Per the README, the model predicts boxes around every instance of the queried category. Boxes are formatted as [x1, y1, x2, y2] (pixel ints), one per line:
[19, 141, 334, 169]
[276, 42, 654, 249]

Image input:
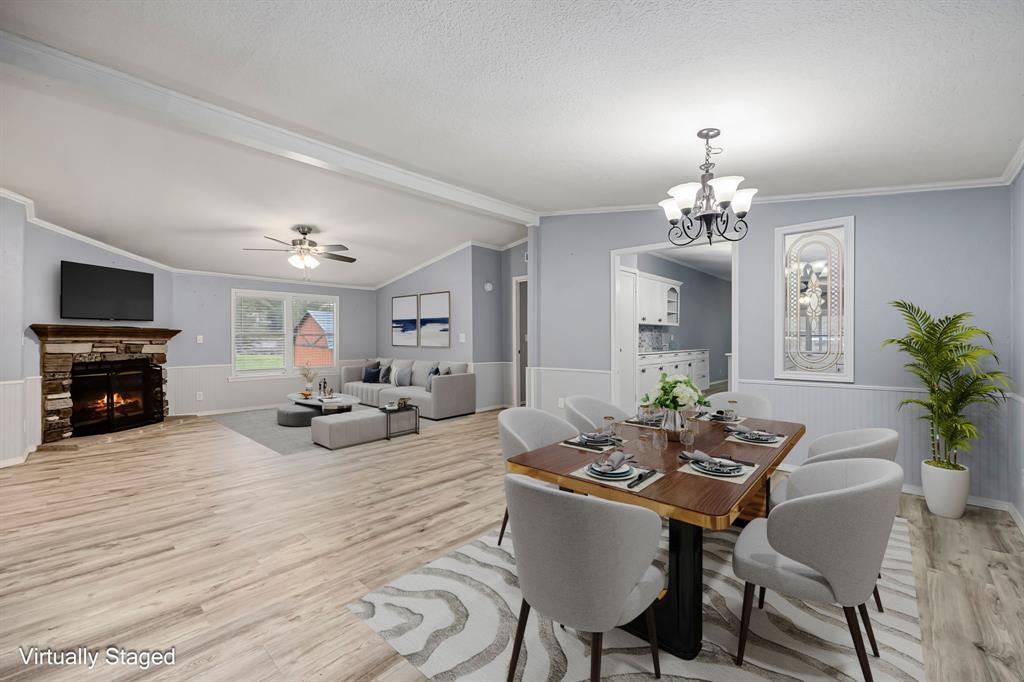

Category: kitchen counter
[638, 348, 709, 356]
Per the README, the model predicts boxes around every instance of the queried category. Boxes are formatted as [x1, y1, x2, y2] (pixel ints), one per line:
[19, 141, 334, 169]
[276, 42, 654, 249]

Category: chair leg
[645, 603, 661, 678]
[506, 599, 530, 682]
[843, 606, 874, 682]
[590, 631, 603, 682]
[498, 508, 509, 546]
[757, 586, 766, 609]
[858, 603, 880, 657]
[872, 584, 884, 613]
[735, 582, 755, 665]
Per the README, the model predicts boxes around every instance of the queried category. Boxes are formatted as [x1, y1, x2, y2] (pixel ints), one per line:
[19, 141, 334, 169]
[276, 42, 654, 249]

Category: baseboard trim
[476, 404, 509, 413]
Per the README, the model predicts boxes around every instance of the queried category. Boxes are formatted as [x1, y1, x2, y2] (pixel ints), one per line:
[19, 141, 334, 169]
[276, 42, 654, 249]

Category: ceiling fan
[243, 224, 356, 271]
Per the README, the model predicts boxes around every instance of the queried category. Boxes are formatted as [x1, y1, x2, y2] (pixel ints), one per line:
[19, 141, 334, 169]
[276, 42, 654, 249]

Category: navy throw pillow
[425, 366, 441, 392]
[362, 367, 382, 383]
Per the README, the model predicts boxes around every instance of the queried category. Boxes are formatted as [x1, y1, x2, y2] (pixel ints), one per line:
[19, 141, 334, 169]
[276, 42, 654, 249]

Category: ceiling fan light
[658, 198, 682, 222]
[288, 253, 305, 269]
[731, 187, 758, 216]
[707, 175, 744, 206]
[303, 254, 320, 269]
[667, 182, 701, 211]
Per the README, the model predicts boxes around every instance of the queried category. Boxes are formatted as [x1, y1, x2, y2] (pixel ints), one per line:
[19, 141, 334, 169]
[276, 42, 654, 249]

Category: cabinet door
[637, 277, 657, 324]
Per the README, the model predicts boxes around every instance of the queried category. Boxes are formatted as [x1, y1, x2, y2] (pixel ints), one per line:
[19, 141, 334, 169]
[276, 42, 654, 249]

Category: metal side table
[381, 404, 420, 440]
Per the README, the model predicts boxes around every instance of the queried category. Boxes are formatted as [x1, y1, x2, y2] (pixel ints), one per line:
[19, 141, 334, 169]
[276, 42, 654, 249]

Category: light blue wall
[15, 212, 376, 372]
[1, 197, 26, 381]
[537, 186, 1012, 387]
[634, 253, 731, 383]
[170, 272, 376, 366]
[500, 241, 527, 362]
[375, 246, 473, 361]
[471, 245, 503, 362]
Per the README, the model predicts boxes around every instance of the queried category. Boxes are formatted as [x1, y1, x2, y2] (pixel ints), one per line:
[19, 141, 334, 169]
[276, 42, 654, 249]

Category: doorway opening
[610, 241, 736, 414]
[512, 276, 528, 406]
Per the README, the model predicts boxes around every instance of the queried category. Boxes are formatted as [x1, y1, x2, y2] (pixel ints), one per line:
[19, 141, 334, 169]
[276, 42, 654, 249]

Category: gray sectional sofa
[341, 359, 476, 420]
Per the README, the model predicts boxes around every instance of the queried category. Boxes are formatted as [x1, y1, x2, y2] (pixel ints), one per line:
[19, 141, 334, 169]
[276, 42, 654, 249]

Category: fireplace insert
[70, 359, 164, 437]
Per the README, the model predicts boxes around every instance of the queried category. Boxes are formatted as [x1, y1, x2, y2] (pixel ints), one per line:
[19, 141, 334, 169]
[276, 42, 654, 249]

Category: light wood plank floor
[1, 412, 1021, 681]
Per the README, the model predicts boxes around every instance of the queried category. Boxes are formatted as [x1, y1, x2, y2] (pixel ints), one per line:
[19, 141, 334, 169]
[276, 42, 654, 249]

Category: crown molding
[0, 30, 540, 227]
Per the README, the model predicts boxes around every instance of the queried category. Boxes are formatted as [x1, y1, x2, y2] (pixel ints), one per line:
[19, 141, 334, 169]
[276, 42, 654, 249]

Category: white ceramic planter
[920, 460, 970, 518]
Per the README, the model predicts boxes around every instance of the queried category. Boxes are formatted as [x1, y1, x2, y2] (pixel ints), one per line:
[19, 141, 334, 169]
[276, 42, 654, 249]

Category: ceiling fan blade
[320, 252, 357, 263]
[243, 248, 292, 251]
[317, 244, 349, 252]
[264, 236, 292, 246]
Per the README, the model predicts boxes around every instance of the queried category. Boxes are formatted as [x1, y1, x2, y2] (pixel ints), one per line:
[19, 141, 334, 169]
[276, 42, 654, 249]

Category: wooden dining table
[506, 414, 805, 660]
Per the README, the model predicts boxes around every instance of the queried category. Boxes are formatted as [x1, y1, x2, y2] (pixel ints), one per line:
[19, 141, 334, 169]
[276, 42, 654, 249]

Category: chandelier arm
[716, 217, 749, 242]
[667, 216, 701, 247]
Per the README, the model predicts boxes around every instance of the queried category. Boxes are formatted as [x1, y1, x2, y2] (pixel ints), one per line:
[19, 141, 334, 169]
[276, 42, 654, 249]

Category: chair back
[498, 407, 577, 461]
[564, 395, 629, 433]
[767, 458, 903, 606]
[706, 391, 773, 419]
[805, 428, 899, 465]
[504, 474, 662, 632]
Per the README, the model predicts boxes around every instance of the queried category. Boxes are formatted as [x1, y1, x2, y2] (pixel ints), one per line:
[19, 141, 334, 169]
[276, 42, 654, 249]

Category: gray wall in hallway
[634, 254, 731, 383]
[1010, 169, 1024, 521]
[1, 197, 26, 381]
[536, 186, 1012, 387]
[471, 245, 503, 362]
[501, 241, 527, 362]
[375, 246, 473, 361]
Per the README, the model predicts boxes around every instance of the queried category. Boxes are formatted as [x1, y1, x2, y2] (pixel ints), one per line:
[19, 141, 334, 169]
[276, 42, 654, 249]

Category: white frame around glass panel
[230, 288, 340, 377]
[773, 216, 855, 383]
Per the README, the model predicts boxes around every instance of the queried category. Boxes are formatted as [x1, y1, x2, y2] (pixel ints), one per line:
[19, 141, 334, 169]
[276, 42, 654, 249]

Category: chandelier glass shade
[659, 128, 757, 246]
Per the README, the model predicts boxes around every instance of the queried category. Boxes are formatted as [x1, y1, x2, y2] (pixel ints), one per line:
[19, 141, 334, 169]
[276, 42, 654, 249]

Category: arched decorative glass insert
[774, 217, 855, 382]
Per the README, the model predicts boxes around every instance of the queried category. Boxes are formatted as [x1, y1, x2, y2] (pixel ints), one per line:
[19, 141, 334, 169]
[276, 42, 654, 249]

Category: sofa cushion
[439, 361, 468, 374]
[364, 360, 380, 369]
[362, 367, 381, 383]
[380, 365, 392, 383]
[376, 358, 393, 368]
[411, 360, 438, 387]
[343, 381, 389, 406]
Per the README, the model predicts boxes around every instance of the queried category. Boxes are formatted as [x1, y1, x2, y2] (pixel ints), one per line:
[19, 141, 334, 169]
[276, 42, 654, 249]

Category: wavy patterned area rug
[349, 518, 923, 681]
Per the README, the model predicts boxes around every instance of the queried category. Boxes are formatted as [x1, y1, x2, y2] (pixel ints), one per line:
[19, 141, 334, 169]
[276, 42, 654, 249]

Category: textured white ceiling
[0, 67, 524, 287]
[1, 0, 1021, 213]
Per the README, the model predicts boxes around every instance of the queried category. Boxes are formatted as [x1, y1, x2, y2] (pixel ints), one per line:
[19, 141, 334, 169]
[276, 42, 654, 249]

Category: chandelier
[659, 128, 757, 246]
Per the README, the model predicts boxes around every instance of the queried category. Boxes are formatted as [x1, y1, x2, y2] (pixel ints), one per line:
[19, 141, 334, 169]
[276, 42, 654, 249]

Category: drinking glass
[680, 428, 695, 451]
[602, 416, 616, 436]
[653, 428, 668, 451]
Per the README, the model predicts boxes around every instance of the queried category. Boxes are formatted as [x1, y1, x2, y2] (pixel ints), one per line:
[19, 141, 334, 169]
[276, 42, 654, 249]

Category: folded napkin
[591, 451, 628, 472]
[683, 449, 741, 470]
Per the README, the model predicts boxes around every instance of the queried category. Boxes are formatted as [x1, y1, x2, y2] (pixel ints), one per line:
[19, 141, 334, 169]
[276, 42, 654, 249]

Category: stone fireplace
[30, 325, 181, 443]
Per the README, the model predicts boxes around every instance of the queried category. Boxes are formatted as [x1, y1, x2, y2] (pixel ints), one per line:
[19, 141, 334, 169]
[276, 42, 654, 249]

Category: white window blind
[233, 293, 287, 373]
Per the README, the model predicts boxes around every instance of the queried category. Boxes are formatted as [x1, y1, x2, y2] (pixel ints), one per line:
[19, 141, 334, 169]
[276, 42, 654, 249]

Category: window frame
[230, 288, 340, 377]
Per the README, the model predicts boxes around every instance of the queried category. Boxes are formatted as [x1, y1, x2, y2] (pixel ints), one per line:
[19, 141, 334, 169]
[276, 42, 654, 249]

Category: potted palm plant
[883, 301, 1009, 518]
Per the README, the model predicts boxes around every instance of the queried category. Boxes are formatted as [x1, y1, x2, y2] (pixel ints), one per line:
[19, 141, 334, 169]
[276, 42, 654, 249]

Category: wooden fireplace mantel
[30, 324, 182, 342]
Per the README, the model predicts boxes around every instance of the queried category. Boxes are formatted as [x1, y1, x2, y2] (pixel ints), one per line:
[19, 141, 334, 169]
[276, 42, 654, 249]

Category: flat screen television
[60, 261, 155, 321]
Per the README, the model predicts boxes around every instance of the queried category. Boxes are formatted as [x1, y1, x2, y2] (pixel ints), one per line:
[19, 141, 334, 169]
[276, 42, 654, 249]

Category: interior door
[615, 269, 637, 411]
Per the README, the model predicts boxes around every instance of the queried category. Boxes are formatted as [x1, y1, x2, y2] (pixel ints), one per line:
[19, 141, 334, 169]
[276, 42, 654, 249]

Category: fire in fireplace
[70, 359, 165, 437]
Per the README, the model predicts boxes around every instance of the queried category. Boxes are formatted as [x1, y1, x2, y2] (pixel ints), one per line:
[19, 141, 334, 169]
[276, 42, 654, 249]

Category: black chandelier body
[660, 128, 757, 247]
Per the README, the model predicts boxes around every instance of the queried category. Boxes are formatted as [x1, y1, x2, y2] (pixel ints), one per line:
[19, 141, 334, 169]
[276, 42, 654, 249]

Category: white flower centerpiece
[641, 372, 710, 441]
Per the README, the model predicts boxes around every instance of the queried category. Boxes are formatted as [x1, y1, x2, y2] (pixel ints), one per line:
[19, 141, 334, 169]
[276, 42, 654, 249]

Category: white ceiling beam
[0, 30, 540, 227]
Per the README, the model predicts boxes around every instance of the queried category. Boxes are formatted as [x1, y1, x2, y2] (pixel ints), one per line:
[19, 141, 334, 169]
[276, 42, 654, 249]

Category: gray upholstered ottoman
[276, 402, 319, 427]
[311, 409, 417, 450]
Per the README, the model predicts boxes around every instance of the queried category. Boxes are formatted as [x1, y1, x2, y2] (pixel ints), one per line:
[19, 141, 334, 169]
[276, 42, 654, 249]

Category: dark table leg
[623, 518, 703, 660]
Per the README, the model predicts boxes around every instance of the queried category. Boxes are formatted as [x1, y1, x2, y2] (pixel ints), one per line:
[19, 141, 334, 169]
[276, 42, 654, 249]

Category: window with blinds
[231, 290, 339, 375]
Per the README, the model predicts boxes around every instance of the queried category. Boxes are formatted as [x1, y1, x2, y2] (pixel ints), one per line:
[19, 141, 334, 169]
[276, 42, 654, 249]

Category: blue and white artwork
[391, 295, 419, 346]
[419, 291, 450, 348]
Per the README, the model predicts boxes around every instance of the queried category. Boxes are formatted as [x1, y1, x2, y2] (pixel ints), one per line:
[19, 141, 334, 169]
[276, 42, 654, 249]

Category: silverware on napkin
[680, 449, 742, 469]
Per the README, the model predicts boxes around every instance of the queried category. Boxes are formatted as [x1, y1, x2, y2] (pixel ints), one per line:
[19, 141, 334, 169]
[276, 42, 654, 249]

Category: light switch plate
[458, 333, 466, 343]
[196, 335, 204, 344]
[196, 391, 204, 401]
[557, 397, 565, 408]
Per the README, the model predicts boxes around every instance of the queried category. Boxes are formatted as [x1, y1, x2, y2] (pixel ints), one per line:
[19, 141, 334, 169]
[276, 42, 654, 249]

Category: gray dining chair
[564, 395, 629, 433]
[733, 458, 903, 682]
[706, 391, 773, 419]
[504, 474, 664, 682]
[497, 407, 578, 546]
[767, 427, 899, 612]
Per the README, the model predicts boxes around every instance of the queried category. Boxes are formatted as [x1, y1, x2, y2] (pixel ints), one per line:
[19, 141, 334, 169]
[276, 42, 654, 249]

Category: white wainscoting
[527, 367, 612, 417]
[737, 379, 1011, 503]
[0, 376, 40, 467]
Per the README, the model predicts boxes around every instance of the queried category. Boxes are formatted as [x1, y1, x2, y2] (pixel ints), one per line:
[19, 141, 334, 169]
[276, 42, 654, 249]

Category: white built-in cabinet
[636, 349, 710, 400]
[637, 274, 680, 326]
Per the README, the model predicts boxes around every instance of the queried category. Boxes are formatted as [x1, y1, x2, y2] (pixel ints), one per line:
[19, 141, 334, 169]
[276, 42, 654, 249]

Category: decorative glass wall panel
[774, 217, 855, 382]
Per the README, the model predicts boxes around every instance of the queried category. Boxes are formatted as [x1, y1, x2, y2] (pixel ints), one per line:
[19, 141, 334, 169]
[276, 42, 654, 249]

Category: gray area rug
[350, 518, 922, 681]
[210, 405, 442, 454]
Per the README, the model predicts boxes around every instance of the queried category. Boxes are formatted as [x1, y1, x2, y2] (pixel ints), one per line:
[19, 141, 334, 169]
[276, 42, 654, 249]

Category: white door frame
[608, 240, 739, 406]
[511, 275, 528, 407]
